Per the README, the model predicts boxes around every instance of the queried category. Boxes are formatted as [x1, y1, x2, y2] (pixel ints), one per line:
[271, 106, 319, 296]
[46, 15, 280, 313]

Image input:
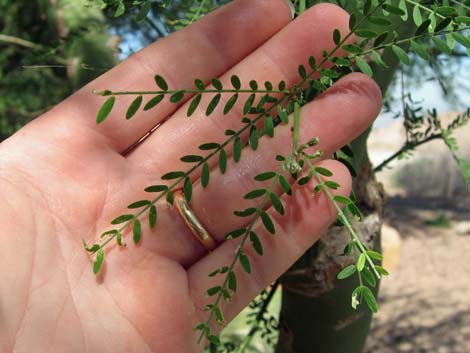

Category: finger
[188, 160, 352, 329]
[116, 73, 380, 269]
[189, 73, 381, 237]
[26, 0, 293, 153]
[127, 3, 352, 176]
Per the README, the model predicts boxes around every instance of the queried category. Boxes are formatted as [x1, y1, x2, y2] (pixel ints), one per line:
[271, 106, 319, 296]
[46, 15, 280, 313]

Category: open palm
[0, 1, 381, 352]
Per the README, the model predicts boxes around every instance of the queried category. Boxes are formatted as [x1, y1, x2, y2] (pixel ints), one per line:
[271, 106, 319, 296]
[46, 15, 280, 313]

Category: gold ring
[173, 189, 217, 251]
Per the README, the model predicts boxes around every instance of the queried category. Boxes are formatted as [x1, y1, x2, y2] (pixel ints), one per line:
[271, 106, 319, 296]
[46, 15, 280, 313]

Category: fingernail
[283, 0, 295, 19]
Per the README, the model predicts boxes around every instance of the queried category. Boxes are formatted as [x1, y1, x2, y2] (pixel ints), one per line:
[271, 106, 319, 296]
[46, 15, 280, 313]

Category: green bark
[275, 11, 416, 353]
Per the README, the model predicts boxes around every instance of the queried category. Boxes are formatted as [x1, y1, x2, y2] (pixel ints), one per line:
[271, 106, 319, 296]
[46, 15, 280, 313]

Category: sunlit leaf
[93, 249, 105, 274]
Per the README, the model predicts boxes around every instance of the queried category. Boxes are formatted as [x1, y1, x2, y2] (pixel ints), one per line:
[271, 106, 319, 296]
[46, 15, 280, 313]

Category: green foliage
[85, 1, 468, 345]
[0, 0, 117, 141]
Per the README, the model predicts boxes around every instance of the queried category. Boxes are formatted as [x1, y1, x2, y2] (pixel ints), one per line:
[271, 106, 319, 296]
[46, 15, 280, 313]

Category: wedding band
[173, 189, 217, 251]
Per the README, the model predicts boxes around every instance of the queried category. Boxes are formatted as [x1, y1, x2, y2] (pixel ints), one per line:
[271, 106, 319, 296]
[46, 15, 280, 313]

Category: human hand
[0, 1, 381, 352]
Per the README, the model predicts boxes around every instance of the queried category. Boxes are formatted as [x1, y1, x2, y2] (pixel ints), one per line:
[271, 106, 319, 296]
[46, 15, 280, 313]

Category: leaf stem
[95, 89, 290, 96]
[373, 134, 443, 173]
[197, 173, 282, 344]
[305, 158, 381, 280]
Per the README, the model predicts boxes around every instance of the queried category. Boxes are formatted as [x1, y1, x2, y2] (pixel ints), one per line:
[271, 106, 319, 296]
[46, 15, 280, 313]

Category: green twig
[234, 281, 280, 353]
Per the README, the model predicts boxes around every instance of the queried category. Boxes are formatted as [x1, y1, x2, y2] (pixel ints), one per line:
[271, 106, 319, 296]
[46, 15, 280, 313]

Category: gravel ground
[364, 196, 470, 353]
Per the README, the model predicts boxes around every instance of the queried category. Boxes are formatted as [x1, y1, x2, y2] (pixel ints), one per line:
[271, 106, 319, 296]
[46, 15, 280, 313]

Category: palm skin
[0, 1, 382, 352]
[0, 129, 199, 352]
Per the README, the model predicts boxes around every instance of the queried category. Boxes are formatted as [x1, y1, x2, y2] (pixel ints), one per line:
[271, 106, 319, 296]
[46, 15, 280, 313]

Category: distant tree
[0, 0, 117, 141]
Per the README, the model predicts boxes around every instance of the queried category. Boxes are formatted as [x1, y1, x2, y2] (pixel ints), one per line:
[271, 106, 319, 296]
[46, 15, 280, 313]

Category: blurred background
[1, 0, 469, 352]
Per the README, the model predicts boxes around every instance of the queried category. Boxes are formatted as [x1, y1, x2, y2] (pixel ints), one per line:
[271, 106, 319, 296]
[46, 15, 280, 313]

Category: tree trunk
[275, 10, 416, 352]
[275, 170, 384, 353]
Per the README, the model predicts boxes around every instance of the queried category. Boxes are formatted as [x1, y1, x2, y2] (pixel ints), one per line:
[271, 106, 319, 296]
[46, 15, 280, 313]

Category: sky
[117, 31, 470, 131]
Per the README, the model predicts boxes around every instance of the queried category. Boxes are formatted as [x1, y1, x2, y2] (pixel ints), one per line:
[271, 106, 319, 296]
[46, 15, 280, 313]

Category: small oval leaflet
[128, 200, 151, 209]
[184, 177, 192, 202]
[96, 96, 115, 124]
[298, 64, 307, 79]
[375, 265, 389, 276]
[333, 28, 341, 44]
[254, 171, 276, 181]
[315, 166, 333, 177]
[261, 211, 275, 235]
[243, 94, 256, 115]
[249, 231, 264, 256]
[111, 214, 134, 225]
[133, 219, 142, 244]
[355, 56, 373, 77]
[264, 81, 273, 91]
[383, 4, 405, 16]
[239, 251, 251, 274]
[187, 94, 202, 117]
[374, 32, 388, 47]
[249, 126, 259, 150]
[228, 271, 237, 292]
[93, 249, 105, 274]
[325, 181, 340, 190]
[230, 75, 241, 89]
[201, 163, 210, 188]
[334, 195, 351, 205]
[199, 142, 220, 150]
[170, 90, 185, 103]
[355, 29, 377, 39]
[166, 190, 174, 205]
[244, 189, 266, 199]
[391, 45, 410, 65]
[270, 193, 285, 215]
[149, 205, 157, 229]
[367, 250, 383, 261]
[161, 171, 185, 180]
[207, 286, 221, 296]
[224, 94, 238, 115]
[279, 175, 292, 195]
[144, 94, 164, 111]
[126, 95, 142, 120]
[154, 74, 168, 91]
[145, 185, 168, 193]
[211, 78, 223, 90]
[412, 4, 422, 26]
[249, 80, 258, 90]
[278, 106, 289, 124]
[357, 253, 366, 272]
[206, 93, 221, 116]
[234, 208, 257, 217]
[337, 264, 357, 279]
[362, 286, 378, 313]
[264, 116, 274, 137]
[194, 78, 205, 90]
[181, 155, 204, 163]
[218, 149, 227, 174]
[233, 137, 242, 162]
[225, 228, 246, 240]
[362, 267, 376, 287]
